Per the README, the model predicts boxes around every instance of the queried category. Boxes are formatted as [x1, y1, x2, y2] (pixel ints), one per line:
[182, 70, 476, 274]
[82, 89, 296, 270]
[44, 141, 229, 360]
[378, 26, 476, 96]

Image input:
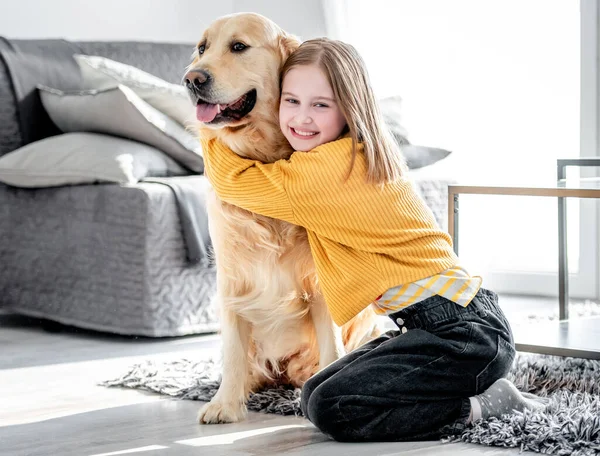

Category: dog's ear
[278, 33, 301, 63]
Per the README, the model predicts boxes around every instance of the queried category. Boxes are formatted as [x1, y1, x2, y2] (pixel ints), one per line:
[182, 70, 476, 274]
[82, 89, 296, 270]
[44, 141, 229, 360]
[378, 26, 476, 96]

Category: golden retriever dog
[183, 12, 381, 424]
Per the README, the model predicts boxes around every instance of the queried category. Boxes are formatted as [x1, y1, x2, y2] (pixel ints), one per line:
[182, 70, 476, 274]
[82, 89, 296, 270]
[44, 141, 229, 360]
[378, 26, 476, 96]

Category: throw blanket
[143, 177, 213, 267]
[0, 37, 84, 146]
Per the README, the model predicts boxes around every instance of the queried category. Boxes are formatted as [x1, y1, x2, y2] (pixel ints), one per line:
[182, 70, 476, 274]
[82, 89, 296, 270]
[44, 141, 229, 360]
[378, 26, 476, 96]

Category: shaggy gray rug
[102, 357, 301, 415]
[101, 352, 600, 455]
[446, 353, 600, 455]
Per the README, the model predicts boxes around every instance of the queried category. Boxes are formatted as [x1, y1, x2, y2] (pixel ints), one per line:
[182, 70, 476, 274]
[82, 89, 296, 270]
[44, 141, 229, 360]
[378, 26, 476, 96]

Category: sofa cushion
[38, 84, 204, 173]
[397, 144, 452, 170]
[0, 132, 188, 188]
[380, 95, 452, 170]
[74, 54, 195, 127]
[0, 39, 196, 157]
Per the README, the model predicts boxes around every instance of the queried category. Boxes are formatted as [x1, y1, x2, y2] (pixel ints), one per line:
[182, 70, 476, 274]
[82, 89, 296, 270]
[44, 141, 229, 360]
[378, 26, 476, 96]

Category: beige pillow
[0, 132, 188, 188]
[74, 54, 195, 127]
[38, 84, 204, 173]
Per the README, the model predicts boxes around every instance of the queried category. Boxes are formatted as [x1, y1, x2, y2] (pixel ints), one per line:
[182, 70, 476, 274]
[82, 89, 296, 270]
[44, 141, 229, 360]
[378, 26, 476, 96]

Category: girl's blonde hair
[281, 38, 406, 184]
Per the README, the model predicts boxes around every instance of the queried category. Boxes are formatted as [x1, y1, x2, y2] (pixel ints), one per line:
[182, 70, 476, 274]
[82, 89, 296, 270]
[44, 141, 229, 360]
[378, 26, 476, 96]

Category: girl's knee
[301, 373, 323, 420]
[300, 378, 317, 422]
[304, 383, 358, 441]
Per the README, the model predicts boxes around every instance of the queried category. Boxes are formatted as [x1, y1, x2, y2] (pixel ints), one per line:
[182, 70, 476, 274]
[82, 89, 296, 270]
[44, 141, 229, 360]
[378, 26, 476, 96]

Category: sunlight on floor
[90, 445, 169, 456]
[0, 345, 220, 427]
[0, 357, 163, 427]
[176, 424, 310, 447]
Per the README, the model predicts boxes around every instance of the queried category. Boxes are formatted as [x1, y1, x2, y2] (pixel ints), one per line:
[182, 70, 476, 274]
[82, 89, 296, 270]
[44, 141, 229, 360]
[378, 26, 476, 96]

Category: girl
[200, 38, 547, 442]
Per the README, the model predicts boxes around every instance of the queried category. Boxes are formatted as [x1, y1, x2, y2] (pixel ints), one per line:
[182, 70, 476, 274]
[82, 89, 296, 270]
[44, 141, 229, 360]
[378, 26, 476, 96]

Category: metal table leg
[556, 157, 600, 320]
[557, 161, 569, 320]
[557, 196, 569, 320]
[448, 191, 459, 255]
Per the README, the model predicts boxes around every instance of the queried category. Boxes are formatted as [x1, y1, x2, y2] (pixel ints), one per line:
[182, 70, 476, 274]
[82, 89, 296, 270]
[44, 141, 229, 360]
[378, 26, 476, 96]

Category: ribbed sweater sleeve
[201, 137, 298, 224]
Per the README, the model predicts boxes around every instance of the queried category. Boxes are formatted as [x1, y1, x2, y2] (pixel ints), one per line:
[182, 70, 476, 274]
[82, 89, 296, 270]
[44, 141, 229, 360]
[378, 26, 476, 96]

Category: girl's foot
[469, 378, 549, 422]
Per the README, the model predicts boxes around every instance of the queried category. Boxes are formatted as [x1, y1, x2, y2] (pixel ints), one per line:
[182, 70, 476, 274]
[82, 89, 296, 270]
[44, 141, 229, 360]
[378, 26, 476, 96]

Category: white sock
[469, 378, 549, 421]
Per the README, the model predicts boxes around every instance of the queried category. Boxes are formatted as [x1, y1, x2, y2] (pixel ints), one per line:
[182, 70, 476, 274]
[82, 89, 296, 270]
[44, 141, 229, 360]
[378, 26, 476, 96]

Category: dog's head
[184, 13, 299, 131]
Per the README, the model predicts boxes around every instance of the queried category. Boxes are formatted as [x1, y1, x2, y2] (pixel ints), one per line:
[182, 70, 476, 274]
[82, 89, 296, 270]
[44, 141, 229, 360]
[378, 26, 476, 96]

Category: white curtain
[320, 0, 585, 294]
[321, 0, 351, 40]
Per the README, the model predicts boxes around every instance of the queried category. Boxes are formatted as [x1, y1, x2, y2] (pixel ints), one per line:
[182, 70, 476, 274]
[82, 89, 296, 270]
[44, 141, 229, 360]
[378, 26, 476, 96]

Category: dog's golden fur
[185, 13, 380, 424]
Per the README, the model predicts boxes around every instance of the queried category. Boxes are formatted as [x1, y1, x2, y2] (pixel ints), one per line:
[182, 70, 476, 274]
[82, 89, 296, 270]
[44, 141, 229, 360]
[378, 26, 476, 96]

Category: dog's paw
[198, 399, 247, 424]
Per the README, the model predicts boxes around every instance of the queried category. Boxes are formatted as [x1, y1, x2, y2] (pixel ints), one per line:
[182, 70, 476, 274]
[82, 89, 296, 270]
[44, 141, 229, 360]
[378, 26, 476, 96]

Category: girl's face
[279, 64, 347, 151]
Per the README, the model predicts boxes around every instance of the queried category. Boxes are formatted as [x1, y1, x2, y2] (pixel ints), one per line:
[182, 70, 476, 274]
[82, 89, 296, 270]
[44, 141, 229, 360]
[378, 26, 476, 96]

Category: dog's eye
[231, 42, 248, 53]
[198, 44, 206, 55]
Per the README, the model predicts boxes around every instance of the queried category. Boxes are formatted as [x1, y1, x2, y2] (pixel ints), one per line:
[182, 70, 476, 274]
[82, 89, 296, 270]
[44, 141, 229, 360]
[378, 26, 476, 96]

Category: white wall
[233, 0, 327, 40]
[0, 0, 326, 43]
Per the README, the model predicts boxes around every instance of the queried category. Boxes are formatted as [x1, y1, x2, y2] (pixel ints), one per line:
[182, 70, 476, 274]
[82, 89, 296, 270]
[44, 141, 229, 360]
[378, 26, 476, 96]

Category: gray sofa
[0, 38, 453, 337]
[0, 39, 218, 337]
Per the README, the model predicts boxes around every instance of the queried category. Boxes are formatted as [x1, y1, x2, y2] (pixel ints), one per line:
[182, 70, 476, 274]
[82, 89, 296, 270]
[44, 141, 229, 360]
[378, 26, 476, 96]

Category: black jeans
[301, 288, 515, 442]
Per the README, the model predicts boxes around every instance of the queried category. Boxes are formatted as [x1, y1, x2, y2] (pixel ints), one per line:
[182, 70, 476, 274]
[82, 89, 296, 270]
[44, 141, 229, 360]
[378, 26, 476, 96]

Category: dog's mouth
[195, 89, 257, 124]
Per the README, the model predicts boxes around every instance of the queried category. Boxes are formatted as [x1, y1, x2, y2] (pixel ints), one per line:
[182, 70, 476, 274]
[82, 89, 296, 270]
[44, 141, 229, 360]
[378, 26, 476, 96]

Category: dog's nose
[184, 70, 211, 90]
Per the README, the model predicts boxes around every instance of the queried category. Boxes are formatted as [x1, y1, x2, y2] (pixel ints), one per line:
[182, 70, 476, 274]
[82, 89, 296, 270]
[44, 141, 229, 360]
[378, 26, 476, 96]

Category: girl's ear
[279, 33, 301, 63]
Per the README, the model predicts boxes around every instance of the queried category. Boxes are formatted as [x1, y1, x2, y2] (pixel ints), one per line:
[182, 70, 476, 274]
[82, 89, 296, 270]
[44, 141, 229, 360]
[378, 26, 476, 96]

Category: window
[325, 0, 597, 299]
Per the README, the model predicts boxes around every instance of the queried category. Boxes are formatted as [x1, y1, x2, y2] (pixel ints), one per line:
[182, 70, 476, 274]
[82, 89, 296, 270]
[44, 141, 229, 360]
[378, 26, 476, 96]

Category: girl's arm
[200, 136, 365, 238]
[200, 137, 299, 224]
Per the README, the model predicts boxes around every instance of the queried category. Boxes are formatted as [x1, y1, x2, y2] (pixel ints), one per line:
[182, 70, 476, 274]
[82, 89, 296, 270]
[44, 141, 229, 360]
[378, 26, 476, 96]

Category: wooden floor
[0, 296, 562, 456]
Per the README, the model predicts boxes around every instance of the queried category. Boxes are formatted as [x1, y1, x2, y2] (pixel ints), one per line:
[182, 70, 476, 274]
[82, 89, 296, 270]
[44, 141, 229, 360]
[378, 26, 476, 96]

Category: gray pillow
[38, 84, 204, 173]
[74, 54, 195, 127]
[380, 95, 452, 170]
[0, 132, 188, 188]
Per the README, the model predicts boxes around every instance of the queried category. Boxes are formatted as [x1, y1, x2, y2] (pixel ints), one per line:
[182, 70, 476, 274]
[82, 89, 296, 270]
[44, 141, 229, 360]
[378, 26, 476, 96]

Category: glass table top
[448, 176, 600, 197]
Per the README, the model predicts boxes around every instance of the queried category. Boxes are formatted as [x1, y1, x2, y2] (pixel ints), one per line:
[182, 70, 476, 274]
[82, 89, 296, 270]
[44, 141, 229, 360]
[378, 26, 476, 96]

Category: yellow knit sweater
[201, 137, 459, 326]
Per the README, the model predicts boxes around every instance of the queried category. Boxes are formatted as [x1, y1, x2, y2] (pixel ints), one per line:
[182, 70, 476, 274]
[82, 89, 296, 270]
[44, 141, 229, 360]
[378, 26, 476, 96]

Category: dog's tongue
[196, 103, 219, 122]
